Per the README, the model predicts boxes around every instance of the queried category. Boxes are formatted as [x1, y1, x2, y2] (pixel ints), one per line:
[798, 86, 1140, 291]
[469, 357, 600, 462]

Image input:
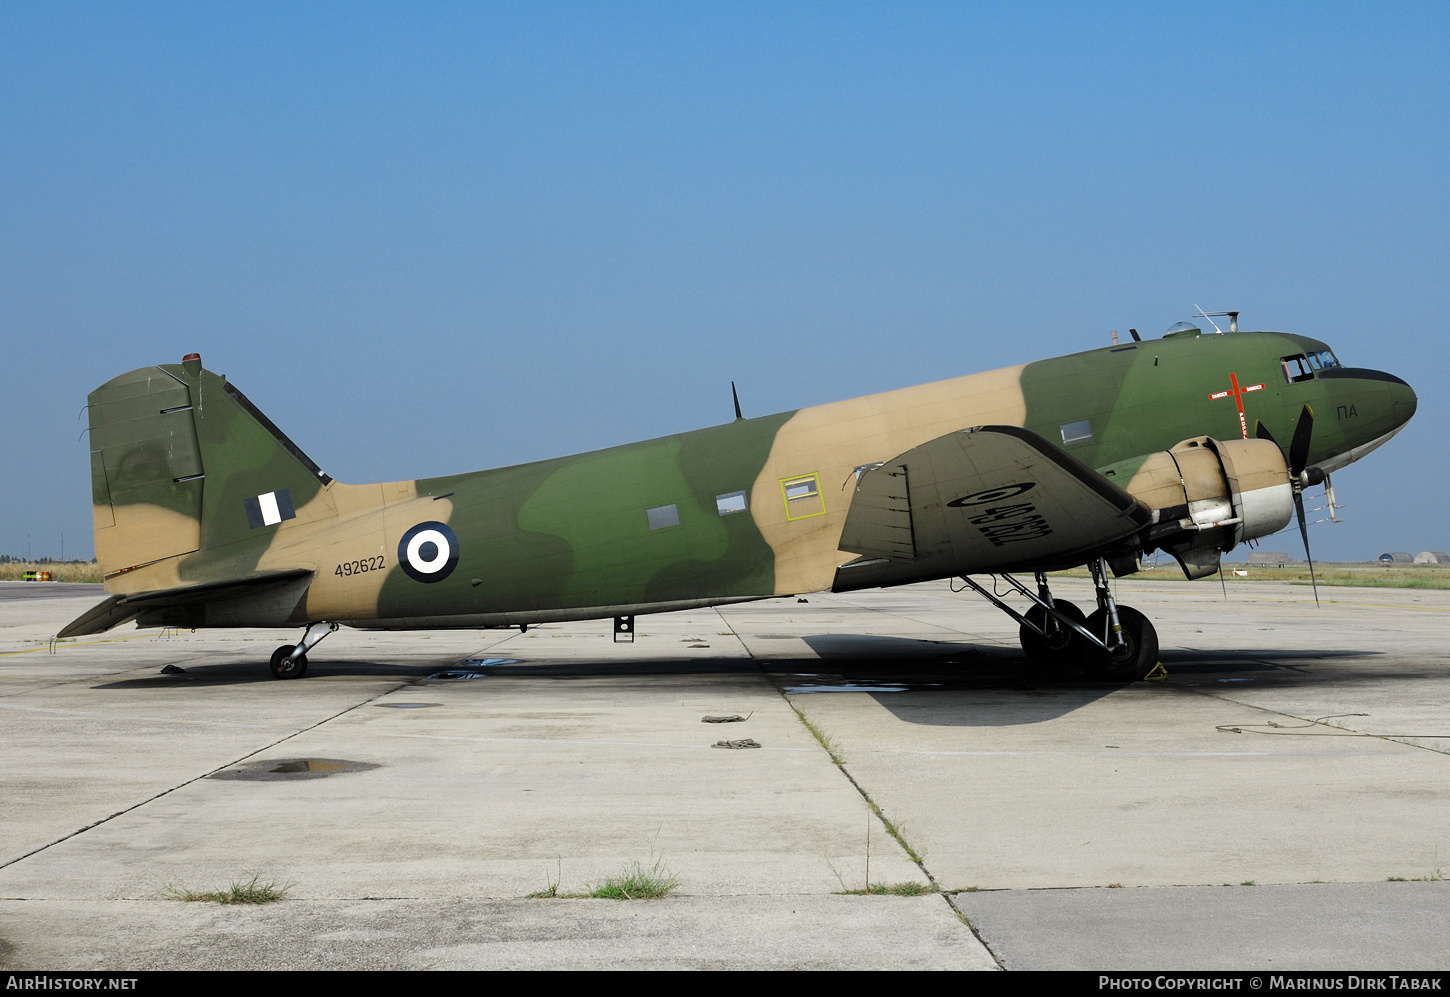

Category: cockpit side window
[1280, 354, 1315, 384]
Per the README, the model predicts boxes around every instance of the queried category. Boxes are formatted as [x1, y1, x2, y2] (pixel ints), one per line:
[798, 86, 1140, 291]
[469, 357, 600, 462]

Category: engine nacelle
[1122, 436, 1293, 578]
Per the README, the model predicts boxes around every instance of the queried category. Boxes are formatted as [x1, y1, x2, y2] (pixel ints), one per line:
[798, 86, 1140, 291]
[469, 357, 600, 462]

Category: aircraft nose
[1352, 368, 1418, 428]
[1389, 373, 1417, 428]
[1356, 368, 1416, 429]
[1314, 366, 1417, 445]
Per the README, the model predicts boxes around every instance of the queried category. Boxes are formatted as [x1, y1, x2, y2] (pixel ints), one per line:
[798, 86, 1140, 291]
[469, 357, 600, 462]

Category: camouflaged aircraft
[61, 314, 1417, 682]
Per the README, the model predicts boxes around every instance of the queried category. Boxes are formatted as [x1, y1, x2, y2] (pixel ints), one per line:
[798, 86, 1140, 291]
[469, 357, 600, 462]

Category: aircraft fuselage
[88, 330, 1416, 632]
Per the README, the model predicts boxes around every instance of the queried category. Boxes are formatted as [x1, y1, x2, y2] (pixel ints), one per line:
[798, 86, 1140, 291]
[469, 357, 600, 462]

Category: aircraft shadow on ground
[793, 633, 1119, 726]
[1161, 648, 1379, 671]
[86, 642, 1125, 727]
[89, 656, 765, 689]
[788, 635, 1408, 728]
[1153, 646, 1450, 697]
[89, 637, 1423, 728]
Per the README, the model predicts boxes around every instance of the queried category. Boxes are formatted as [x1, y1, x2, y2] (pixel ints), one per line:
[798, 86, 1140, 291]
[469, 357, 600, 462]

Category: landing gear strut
[1017, 572, 1087, 667]
[958, 560, 1159, 681]
[269, 621, 339, 680]
[1082, 560, 1158, 681]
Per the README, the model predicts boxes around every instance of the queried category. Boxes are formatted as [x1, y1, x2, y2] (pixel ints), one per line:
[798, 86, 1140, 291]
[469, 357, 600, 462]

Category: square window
[646, 504, 679, 530]
[784, 479, 818, 501]
[716, 490, 748, 516]
[1060, 420, 1093, 445]
[780, 473, 826, 521]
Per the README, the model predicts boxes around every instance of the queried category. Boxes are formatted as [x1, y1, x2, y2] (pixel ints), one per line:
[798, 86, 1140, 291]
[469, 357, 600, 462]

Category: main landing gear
[957, 560, 1159, 681]
[269, 621, 339, 680]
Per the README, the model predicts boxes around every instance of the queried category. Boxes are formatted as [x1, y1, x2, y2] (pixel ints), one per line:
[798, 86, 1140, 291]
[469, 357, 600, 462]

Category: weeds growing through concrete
[795, 710, 844, 766]
[528, 859, 562, 898]
[527, 841, 679, 900]
[863, 798, 923, 865]
[1388, 868, 1445, 882]
[811, 807, 934, 897]
[838, 882, 936, 896]
[790, 701, 925, 866]
[582, 831, 678, 900]
[588, 855, 678, 899]
[164, 874, 289, 905]
[811, 823, 851, 893]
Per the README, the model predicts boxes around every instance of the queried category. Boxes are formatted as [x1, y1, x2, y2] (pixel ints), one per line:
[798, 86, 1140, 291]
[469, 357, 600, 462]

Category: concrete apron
[4, 576, 1450, 969]
[0, 585, 987, 971]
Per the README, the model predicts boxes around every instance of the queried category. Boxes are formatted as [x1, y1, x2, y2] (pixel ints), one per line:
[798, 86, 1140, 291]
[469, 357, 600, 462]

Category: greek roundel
[397, 521, 460, 583]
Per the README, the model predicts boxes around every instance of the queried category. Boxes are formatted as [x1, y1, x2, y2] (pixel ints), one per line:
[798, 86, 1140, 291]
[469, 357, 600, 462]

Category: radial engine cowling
[1123, 437, 1293, 579]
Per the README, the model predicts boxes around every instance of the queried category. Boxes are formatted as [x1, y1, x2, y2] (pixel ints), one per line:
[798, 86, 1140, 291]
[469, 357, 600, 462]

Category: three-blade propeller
[1256, 406, 1325, 604]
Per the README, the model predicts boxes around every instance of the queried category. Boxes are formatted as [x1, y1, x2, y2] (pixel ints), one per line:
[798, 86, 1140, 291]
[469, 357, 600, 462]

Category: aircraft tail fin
[87, 354, 334, 582]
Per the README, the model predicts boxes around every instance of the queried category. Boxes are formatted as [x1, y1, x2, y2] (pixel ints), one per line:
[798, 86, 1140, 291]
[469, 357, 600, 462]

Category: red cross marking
[1208, 372, 1265, 439]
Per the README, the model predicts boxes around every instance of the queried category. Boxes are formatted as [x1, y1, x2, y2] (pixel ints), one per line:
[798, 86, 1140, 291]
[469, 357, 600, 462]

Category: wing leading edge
[834, 425, 1149, 591]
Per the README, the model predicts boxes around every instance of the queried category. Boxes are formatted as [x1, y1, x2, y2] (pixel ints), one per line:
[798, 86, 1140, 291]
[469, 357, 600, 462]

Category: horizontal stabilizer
[55, 594, 138, 639]
[838, 425, 1149, 576]
[57, 569, 314, 638]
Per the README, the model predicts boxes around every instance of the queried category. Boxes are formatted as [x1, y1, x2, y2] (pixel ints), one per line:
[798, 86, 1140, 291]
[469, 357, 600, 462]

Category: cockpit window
[1281, 354, 1315, 384]
[1312, 349, 1339, 369]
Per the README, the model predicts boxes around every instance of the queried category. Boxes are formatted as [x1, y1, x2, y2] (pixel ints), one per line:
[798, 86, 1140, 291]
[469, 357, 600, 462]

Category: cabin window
[646, 503, 679, 530]
[781, 473, 826, 521]
[716, 490, 748, 516]
[1281, 355, 1315, 383]
[1060, 420, 1093, 445]
[784, 478, 817, 501]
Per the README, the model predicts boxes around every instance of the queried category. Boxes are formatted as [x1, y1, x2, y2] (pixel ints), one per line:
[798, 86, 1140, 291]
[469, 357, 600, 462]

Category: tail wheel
[1019, 599, 1087, 665]
[1082, 606, 1158, 682]
[269, 645, 308, 680]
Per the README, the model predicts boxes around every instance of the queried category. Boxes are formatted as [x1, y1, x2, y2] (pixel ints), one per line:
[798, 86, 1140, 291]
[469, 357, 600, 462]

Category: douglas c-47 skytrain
[62, 314, 1417, 682]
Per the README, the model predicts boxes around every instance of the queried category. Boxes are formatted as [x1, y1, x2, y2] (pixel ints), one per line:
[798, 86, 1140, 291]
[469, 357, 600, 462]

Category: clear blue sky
[2, 2, 1445, 562]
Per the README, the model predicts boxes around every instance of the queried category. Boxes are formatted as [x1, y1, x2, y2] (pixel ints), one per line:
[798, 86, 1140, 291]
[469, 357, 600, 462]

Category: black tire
[1019, 599, 1088, 665]
[269, 644, 308, 680]
[1082, 606, 1158, 682]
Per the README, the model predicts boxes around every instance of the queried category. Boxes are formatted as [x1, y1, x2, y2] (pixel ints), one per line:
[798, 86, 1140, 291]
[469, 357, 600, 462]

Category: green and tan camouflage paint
[82, 330, 1416, 633]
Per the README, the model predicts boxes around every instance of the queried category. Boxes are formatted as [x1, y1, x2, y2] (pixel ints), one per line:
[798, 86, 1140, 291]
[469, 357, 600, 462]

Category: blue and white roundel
[398, 521, 460, 583]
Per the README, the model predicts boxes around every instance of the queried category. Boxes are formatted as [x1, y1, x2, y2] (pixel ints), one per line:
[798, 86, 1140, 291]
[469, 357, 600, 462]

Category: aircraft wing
[837, 425, 1150, 578]
[57, 569, 314, 638]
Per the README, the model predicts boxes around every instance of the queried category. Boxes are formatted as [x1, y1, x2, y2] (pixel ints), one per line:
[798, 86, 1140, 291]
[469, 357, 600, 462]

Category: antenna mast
[1195, 308, 1241, 333]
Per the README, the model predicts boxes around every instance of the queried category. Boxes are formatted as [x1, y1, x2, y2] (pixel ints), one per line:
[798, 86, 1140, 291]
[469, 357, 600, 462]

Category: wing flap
[839, 425, 1149, 576]
[838, 465, 916, 559]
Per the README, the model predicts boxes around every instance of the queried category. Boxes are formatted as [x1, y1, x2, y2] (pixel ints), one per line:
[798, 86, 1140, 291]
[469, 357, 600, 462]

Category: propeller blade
[1294, 490, 1320, 606]
[1289, 404, 1315, 476]
[1254, 419, 1279, 446]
